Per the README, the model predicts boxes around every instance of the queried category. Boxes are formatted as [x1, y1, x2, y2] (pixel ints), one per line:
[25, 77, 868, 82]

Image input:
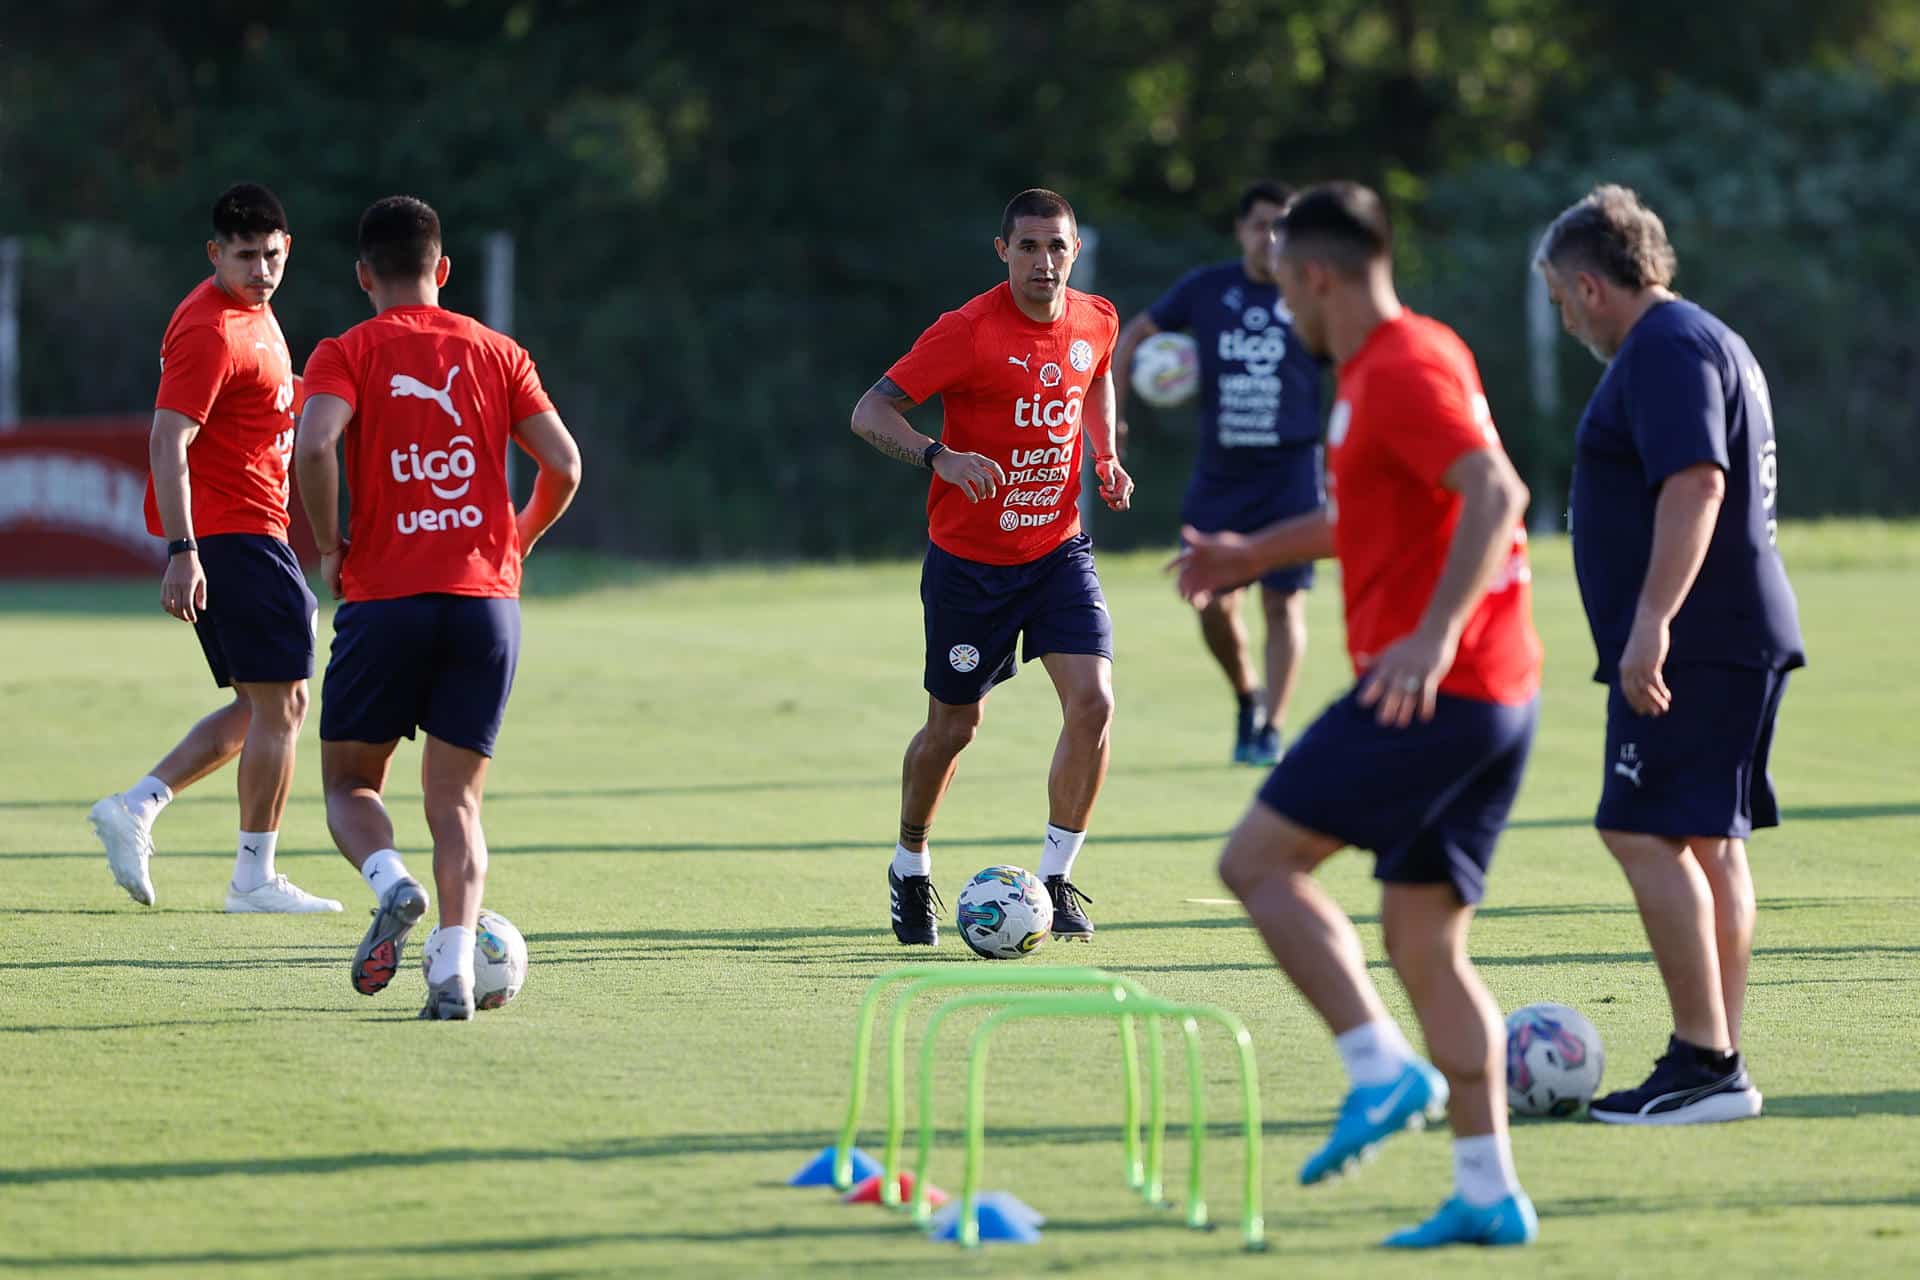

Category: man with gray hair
[1535, 185, 1804, 1125]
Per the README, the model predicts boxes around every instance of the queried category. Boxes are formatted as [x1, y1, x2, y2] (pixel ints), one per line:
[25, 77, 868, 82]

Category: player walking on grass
[1536, 185, 1803, 1124]
[90, 182, 341, 915]
[850, 188, 1134, 948]
[1113, 181, 1324, 765]
[1176, 183, 1542, 1248]
[294, 196, 581, 1020]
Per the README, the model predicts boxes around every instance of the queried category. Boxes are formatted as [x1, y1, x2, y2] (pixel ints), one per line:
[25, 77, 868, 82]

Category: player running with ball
[851, 188, 1134, 949]
[295, 196, 581, 1020]
[1177, 183, 1542, 1248]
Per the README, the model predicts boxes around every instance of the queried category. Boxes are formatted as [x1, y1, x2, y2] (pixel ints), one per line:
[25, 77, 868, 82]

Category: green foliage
[2, 3, 1915, 553]
[1420, 69, 1920, 518]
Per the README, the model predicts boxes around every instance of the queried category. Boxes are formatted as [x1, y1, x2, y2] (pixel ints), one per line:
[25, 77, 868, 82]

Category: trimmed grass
[1, 522, 1916, 1278]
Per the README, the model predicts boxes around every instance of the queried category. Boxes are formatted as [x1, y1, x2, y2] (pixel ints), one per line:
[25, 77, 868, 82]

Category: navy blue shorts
[1181, 444, 1324, 594]
[320, 595, 521, 757]
[922, 532, 1113, 705]
[1596, 665, 1790, 839]
[1258, 686, 1539, 905]
[190, 534, 317, 688]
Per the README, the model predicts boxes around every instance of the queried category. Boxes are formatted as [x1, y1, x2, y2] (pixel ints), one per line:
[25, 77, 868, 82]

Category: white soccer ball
[1505, 1002, 1605, 1117]
[955, 865, 1053, 959]
[1130, 331, 1200, 408]
[424, 908, 528, 1010]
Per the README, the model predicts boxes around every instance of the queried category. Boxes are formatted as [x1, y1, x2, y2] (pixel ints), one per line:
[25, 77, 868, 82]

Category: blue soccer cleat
[1299, 1060, 1449, 1184]
[1382, 1192, 1538, 1248]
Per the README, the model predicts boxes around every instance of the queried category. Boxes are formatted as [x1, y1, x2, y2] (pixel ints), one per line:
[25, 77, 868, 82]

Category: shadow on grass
[1764, 1091, 1920, 1119]
[0, 1118, 1311, 1190]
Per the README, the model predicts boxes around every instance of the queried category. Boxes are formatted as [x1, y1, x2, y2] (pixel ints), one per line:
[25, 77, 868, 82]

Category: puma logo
[1008, 354, 1031, 370]
[1613, 760, 1644, 788]
[389, 365, 463, 426]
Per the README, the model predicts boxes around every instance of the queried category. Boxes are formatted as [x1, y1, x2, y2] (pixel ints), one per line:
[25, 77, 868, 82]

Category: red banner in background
[0, 418, 321, 578]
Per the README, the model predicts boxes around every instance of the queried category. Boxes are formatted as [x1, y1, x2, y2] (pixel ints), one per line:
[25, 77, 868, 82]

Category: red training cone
[841, 1171, 950, 1208]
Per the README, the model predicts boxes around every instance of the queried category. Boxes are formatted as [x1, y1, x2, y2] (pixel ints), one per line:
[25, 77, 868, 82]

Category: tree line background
[5, 1, 1917, 557]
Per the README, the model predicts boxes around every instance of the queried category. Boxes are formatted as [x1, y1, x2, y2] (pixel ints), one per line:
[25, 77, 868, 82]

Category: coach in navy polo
[1536, 184, 1804, 1126]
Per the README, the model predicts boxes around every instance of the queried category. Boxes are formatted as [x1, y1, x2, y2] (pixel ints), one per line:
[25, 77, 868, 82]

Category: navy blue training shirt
[1147, 262, 1323, 481]
[1570, 299, 1805, 681]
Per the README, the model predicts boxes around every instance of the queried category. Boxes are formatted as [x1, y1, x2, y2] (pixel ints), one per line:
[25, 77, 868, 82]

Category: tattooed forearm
[852, 376, 933, 467]
[856, 424, 930, 467]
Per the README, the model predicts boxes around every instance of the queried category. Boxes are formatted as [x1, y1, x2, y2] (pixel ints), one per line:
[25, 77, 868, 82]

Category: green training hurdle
[834, 966, 1182, 1205]
[920, 988, 1265, 1251]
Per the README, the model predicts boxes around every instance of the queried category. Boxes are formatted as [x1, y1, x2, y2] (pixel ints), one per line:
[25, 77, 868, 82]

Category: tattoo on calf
[899, 820, 931, 847]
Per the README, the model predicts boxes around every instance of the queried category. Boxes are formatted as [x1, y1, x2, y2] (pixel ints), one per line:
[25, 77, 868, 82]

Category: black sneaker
[1232, 701, 1260, 764]
[1045, 876, 1095, 941]
[1589, 1035, 1763, 1125]
[888, 866, 942, 946]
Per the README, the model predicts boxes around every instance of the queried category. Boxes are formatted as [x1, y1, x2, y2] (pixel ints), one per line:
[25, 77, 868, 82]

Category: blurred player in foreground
[1176, 183, 1541, 1248]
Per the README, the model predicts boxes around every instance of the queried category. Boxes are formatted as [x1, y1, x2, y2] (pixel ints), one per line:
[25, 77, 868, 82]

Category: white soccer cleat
[224, 875, 344, 914]
[89, 795, 156, 906]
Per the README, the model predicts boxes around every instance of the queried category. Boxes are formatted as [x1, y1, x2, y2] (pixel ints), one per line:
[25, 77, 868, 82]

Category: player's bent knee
[925, 702, 985, 753]
[1067, 686, 1115, 736]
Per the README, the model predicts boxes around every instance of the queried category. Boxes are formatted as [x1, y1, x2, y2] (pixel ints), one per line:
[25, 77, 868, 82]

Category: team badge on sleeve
[1069, 339, 1094, 372]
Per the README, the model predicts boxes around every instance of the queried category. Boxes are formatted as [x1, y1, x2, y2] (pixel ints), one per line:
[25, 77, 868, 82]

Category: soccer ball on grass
[423, 908, 528, 1010]
[955, 865, 1053, 959]
[1505, 1002, 1605, 1117]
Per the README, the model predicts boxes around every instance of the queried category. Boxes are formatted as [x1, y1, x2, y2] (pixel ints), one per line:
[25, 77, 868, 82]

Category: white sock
[891, 843, 931, 878]
[360, 848, 412, 900]
[124, 775, 173, 827]
[1334, 1018, 1418, 1087]
[1452, 1133, 1521, 1208]
[1039, 824, 1086, 879]
[231, 830, 278, 893]
[426, 924, 477, 985]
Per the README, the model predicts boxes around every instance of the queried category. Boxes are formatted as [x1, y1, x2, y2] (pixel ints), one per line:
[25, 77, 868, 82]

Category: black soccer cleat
[888, 865, 943, 946]
[1588, 1035, 1763, 1125]
[1045, 876, 1095, 941]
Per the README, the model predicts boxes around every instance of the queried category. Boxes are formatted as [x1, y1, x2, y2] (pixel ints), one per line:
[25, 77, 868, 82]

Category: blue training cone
[928, 1191, 1045, 1243]
[788, 1144, 881, 1188]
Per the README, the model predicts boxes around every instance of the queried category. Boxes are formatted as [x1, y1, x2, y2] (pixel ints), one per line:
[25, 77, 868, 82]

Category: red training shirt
[300, 306, 553, 602]
[1326, 311, 1541, 705]
[144, 278, 298, 540]
[885, 283, 1119, 566]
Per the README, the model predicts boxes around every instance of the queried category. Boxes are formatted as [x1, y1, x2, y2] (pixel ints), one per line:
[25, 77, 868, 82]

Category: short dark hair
[211, 183, 288, 242]
[1535, 184, 1677, 290]
[1276, 181, 1391, 277]
[1237, 180, 1294, 220]
[1000, 188, 1076, 243]
[357, 195, 443, 282]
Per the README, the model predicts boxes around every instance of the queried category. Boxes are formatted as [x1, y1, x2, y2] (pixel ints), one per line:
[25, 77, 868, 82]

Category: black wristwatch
[921, 440, 948, 470]
[166, 538, 197, 557]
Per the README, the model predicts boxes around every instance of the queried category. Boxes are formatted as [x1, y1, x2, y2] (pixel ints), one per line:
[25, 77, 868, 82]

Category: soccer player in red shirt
[89, 183, 342, 915]
[295, 196, 582, 1020]
[850, 189, 1135, 948]
[1176, 184, 1542, 1247]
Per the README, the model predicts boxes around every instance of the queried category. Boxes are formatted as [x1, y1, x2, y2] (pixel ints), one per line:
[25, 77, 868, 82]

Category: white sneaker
[224, 875, 344, 914]
[89, 795, 156, 906]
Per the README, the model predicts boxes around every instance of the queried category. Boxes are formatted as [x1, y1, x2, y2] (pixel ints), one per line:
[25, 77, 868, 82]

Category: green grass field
[3, 523, 1917, 1279]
